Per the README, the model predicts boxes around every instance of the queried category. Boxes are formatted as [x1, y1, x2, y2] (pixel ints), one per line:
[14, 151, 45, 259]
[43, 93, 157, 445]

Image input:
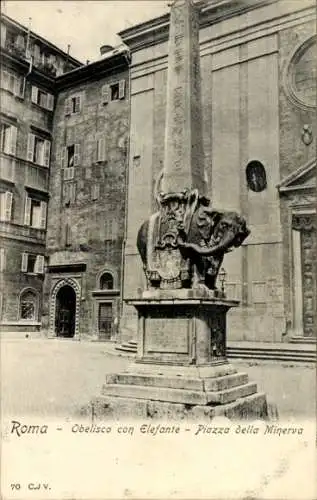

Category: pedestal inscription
[145, 317, 190, 354]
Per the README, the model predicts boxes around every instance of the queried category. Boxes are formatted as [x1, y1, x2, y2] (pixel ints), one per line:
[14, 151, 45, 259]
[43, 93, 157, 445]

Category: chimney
[100, 44, 113, 56]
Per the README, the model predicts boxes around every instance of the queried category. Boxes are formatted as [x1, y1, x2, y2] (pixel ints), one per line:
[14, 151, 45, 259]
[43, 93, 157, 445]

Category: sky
[3, 1, 170, 62]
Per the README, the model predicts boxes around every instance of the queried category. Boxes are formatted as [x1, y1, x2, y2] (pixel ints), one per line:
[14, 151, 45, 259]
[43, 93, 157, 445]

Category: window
[1, 69, 25, 98]
[24, 196, 47, 228]
[104, 219, 118, 241]
[100, 272, 114, 290]
[101, 79, 126, 104]
[21, 254, 44, 274]
[91, 183, 100, 201]
[0, 123, 17, 155]
[0, 191, 13, 222]
[27, 133, 51, 167]
[20, 289, 38, 320]
[65, 94, 82, 116]
[60, 144, 80, 179]
[246, 161, 267, 192]
[96, 138, 106, 162]
[63, 182, 76, 205]
[31, 86, 54, 111]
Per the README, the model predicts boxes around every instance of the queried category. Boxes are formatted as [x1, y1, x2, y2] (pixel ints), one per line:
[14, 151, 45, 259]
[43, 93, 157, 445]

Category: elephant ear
[229, 214, 250, 247]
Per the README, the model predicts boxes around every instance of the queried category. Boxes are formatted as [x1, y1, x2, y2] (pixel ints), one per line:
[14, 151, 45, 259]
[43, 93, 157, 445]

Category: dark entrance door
[98, 303, 113, 340]
[55, 285, 76, 338]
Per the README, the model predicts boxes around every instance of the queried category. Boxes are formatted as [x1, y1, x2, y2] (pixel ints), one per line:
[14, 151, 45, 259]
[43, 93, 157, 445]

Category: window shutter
[1, 24, 6, 47]
[35, 255, 45, 274]
[43, 140, 51, 167]
[64, 98, 71, 116]
[27, 133, 35, 162]
[33, 44, 41, 62]
[101, 84, 110, 104]
[0, 248, 5, 272]
[47, 93, 54, 111]
[91, 183, 100, 201]
[74, 95, 81, 113]
[24, 197, 31, 226]
[4, 191, 13, 221]
[40, 201, 47, 229]
[14, 76, 25, 98]
[0, 194, 6, 221]
[16, 34, 25, 49]
[31, 86, 39, 104]
[70, 182, 76, 203]
[97, 138, 106, 162]
[73, 143, 80, 166]
[119, 79, 126, 99]
[21, 252, 28, 272]
[2, 70, 9, 91]
[64, 168, 74, 180]
[61, 146, 66, 168]
[9, 126, 17, 155]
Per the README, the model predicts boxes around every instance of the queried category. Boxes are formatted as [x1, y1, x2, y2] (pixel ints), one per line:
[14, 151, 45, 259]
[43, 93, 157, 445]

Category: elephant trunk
[182, 231, 235, 256]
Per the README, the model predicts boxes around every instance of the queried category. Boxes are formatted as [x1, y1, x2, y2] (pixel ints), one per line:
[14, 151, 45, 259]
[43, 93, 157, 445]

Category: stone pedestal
[94, 291, 268, 420]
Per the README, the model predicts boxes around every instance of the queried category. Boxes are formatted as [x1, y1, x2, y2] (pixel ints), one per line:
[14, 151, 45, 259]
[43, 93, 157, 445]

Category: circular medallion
[284, 35, 317, 110]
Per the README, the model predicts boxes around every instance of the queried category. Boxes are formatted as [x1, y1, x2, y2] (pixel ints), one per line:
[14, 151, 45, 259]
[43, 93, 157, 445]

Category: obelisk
[162, 0, 207, 196]
[95, 0, 269, 422]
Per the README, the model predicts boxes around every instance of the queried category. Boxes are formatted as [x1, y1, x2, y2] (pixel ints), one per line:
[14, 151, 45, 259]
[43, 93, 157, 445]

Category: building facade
[120, 0, 316, 344]
[43, 48, 130, 340]
[0, 14, 80, 332]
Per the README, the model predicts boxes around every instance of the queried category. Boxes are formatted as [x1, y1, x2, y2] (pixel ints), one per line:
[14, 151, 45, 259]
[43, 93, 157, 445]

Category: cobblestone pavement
[1, 338, 315, 419]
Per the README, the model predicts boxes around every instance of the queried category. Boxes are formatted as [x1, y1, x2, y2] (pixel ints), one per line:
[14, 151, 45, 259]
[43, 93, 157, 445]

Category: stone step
[101, 381, 257, 406]
[105, 371, 249, 392]
[115, 343, 315, 362]
[227, 350, 315, 363]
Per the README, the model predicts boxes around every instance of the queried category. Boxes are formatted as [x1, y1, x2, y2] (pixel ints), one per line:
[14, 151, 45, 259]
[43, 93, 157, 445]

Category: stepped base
[94, 361, 268, 420]
[92, 392, 268, 421]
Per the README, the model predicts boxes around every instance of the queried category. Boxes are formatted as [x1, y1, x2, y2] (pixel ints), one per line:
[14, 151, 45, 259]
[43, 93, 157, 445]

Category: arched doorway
[55, 285, 76, 338]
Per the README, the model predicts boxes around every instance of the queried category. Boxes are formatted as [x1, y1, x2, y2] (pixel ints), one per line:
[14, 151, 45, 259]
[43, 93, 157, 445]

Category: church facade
[120, 0, 316, 344]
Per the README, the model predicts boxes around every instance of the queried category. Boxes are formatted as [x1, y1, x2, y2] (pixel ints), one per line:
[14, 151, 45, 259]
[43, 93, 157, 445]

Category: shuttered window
[26, 133, 51, 167]
[0, 191, 13, 222]
[96, 138, 106, 162]
[31, 85, 54, 111]
[0, 123, 17, 155]
[1, 69, 25, 98]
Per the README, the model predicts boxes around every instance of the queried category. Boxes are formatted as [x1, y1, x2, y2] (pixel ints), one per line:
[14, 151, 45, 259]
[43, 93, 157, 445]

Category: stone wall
[44, 67, 129, 338]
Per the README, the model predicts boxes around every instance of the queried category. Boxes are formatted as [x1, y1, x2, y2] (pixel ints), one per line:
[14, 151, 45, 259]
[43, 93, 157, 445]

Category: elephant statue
[136, 188, 250, 291]
[177, 207, 250, 290]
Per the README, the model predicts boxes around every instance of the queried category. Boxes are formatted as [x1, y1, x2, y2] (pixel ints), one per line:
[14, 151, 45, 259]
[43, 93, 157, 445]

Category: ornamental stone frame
[49, 277, 81, 338]
[282, 35, 317, 111]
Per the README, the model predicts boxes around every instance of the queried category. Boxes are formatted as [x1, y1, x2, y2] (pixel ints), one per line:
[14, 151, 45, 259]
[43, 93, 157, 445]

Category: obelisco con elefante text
[162, 0, 207, 196]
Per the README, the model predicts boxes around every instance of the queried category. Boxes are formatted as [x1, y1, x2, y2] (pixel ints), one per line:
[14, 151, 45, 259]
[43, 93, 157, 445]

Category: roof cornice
[118, 0, 279, 52]
[55, 51, 130, 91]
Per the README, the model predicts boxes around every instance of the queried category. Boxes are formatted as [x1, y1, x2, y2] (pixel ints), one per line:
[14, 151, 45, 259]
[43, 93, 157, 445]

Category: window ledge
[31, 101, 53, 113]
[0, 321, 41, 326]
[91, 289, 120, 296]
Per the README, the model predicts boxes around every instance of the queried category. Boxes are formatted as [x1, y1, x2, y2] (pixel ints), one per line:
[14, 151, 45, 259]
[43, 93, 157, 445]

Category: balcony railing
[0, 221, 46, 242]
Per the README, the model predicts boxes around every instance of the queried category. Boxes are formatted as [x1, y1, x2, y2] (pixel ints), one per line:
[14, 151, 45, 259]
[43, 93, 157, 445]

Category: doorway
[98, 302, 113, 340]
[55, 285, 76, 338]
